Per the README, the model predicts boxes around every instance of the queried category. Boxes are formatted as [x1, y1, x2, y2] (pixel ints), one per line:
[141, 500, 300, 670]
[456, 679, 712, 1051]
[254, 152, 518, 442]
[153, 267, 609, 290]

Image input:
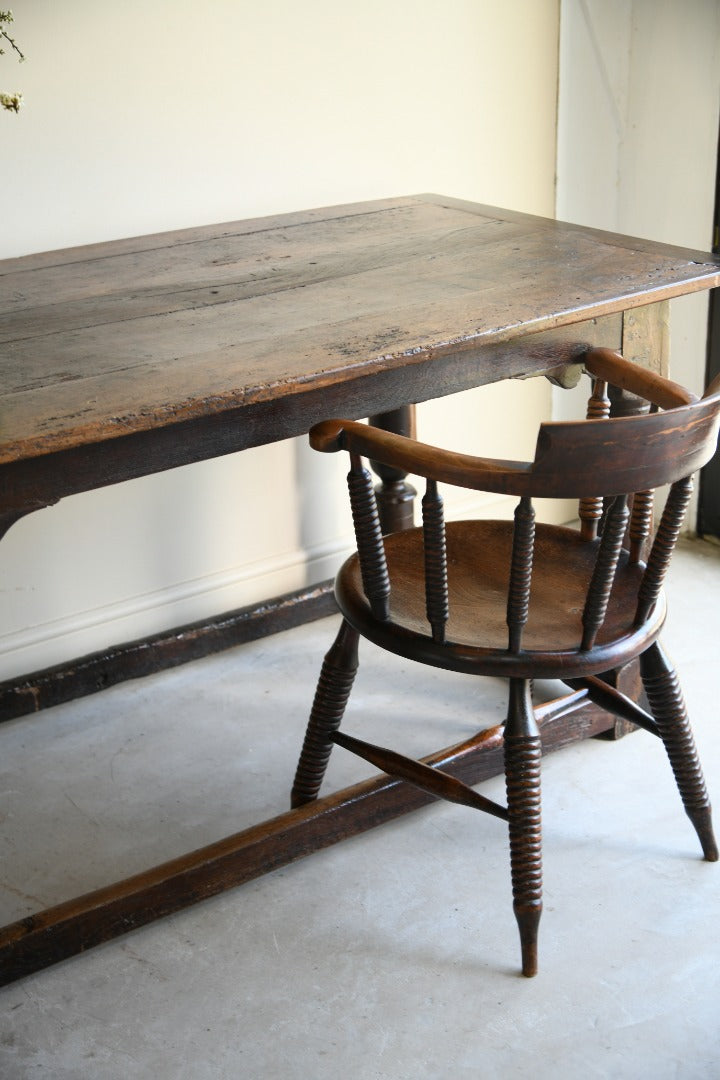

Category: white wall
[0, 1, 561, 679]
[556, 0, 720, 431]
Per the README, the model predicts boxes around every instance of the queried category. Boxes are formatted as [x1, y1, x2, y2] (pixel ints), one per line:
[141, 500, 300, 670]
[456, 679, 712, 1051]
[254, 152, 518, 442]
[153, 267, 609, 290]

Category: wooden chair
[291, 347, 720, 977]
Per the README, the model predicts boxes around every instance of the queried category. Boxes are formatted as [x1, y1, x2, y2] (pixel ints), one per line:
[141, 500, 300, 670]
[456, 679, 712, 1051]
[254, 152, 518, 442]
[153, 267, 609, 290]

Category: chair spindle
[422, 479, 449, 643]
[628, 401, 658, 564]
[635, 475, 693, 625]
[581, 493, 630, 650]
[579, 377, 611, 540]
[629, 489, 655, 564]
[507, 496, 535, 653]
[348, 453, 390, 620]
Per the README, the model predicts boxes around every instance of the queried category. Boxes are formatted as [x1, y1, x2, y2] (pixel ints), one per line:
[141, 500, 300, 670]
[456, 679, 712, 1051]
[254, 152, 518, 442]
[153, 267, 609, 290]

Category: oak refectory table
[1, 194, 719, 983]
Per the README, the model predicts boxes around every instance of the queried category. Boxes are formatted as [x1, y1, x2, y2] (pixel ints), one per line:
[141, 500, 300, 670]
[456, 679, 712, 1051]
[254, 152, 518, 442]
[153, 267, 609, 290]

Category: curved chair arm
[311, 352, 720, 500]
[310, 418, 534, 495]
[584, 347, 698, 409]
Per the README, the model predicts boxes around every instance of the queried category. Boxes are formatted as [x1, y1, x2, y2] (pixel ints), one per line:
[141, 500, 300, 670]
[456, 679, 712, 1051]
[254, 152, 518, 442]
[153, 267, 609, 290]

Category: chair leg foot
[686, 806, 719, 862]
[640, 641, 718, 861]
[504, 679, 543, 977]
[290, 619, 359, 808]
[514, 905, 541, 978]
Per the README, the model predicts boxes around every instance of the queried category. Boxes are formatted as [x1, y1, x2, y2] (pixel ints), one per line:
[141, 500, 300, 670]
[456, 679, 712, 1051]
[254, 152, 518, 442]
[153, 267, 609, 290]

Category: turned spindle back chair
[291, 347, 720, 977]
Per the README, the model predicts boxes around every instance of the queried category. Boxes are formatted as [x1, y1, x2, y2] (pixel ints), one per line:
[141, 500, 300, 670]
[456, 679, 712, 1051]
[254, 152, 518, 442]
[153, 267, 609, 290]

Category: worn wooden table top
[2, 193, 719, 470]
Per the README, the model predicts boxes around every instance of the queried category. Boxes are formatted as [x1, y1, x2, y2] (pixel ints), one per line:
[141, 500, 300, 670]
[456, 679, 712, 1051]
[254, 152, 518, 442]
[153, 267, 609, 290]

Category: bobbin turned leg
[291, 620, 360, 808]
[503, 678, 543, 977]
[640, 642, 718, 861]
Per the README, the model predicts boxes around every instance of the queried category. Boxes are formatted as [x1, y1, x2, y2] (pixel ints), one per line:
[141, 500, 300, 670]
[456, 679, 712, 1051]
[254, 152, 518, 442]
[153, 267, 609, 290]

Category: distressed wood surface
[2, 194, 718, 470]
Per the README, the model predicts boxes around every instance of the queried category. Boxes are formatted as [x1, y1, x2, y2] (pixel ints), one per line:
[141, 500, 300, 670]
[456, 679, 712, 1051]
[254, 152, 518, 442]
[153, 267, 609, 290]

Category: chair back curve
[310, 349, 720, 666]
[311, 350, 720, 501]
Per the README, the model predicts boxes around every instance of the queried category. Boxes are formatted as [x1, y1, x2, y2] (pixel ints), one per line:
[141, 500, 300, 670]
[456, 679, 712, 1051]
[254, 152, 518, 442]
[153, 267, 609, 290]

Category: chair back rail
[311, 381, 720, 501]
[530, 400, 720, 497]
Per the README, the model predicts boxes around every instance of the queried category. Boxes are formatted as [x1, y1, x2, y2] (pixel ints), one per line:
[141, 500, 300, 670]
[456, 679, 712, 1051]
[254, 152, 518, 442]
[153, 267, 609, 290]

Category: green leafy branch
[1, 9, 24, 113]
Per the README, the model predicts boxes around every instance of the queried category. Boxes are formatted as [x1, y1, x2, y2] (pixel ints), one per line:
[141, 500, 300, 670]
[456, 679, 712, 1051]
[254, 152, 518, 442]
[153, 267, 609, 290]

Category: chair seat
[335, 520, 666, 680]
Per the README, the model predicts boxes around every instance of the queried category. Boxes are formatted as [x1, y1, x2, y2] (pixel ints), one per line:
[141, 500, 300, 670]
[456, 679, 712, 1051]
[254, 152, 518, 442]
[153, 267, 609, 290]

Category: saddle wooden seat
[291, 347, 720, 977]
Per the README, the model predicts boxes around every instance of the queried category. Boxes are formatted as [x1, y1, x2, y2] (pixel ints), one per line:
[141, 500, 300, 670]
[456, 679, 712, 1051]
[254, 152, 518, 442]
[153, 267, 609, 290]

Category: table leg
[368, 405, 417, 532]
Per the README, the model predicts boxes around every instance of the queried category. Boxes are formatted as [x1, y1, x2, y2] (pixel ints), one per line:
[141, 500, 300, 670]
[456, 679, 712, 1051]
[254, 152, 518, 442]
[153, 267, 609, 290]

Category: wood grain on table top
[1, 194, 719, 463]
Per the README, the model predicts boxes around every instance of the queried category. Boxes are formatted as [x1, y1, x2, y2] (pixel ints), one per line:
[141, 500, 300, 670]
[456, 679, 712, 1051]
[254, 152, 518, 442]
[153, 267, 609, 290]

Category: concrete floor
[0, 537, 718, 1079]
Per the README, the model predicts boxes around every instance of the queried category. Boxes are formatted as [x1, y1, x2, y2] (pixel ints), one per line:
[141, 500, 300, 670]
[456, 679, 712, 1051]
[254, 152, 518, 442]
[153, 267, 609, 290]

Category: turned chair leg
[503, 678, 543, 977]
[640, 642, 718, 861]
[291, 619, 360, 808]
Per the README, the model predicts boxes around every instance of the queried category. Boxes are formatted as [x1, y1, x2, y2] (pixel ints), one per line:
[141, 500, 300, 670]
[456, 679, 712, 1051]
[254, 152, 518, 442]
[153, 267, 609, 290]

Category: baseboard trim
[0, 580, 338, 722]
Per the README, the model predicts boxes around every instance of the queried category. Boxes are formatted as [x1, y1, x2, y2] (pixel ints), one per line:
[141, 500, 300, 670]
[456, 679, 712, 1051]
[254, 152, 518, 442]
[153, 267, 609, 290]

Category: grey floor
[1, 537, 719, 1079]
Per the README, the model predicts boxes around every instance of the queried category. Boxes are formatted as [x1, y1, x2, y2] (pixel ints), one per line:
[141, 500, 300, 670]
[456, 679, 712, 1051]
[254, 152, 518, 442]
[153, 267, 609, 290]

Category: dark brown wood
[0, 687, 612, 987]
[291, 619, 360, 808]
[579, 376, 610, 540]
[0, 317, 624, 520]
[369, 405, 417, 533]
[592, 659, 644, 742]
[303, 351, 720, 975]
[596, 347, 661, 734]
[347, 456, 390, 620]
[504, 679, 542, 978]
[0, 581, 338, 724]
[566, 675, 660, 738]
[506, 496, 535, 653]
[331, 729, 510, 821]
[629, 489, 654, 564]
[0, 508, 38, 544]
[635, 476, 694, 624]
[581, 494, 629, 650]
[585, 346, 697, 407]
[640, 642, 718, 861]
[421, 479, 448, 642]
[335, 519, 658, 680]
